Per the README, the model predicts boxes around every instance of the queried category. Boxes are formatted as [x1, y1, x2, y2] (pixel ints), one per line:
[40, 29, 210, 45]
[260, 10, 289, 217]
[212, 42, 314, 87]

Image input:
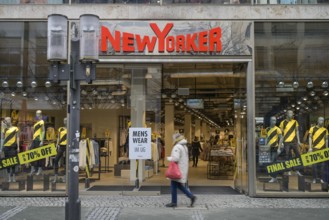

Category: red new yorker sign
[100, 23, 222, 54]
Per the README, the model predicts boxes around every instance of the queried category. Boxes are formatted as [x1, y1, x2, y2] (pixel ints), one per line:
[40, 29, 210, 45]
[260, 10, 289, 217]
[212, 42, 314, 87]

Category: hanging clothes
[91, 140, 100, 166]
[79, 139, 96, 174]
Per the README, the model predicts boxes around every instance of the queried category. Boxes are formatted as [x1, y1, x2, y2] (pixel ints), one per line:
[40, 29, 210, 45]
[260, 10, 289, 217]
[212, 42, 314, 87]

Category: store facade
[0, 5, 329, 198]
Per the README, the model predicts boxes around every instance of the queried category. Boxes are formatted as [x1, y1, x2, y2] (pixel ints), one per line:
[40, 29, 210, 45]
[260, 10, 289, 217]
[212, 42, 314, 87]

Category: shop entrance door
[161, 61, 248, 189]
[94, 57, 253, 194]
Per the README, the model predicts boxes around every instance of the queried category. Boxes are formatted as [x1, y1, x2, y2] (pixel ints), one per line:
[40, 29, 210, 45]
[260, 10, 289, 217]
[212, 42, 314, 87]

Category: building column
[201, 121, 208, 141]
[194, 118, 201, 138]
[184, 113, 192, 143]
[130, 69, 146, 183]
[165, 102, 174, 166]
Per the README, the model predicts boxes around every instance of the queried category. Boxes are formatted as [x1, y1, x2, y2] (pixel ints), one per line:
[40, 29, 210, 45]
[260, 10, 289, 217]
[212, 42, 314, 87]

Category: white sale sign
[128, 127, 151, 160]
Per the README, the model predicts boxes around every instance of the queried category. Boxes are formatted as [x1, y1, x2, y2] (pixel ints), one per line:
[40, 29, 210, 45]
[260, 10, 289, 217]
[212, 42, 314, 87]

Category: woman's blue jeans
[170, 180, 193, 204]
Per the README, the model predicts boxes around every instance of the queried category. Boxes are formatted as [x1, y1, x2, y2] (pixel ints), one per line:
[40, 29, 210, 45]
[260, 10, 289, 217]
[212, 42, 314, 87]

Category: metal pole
[65, 30, 81, 220]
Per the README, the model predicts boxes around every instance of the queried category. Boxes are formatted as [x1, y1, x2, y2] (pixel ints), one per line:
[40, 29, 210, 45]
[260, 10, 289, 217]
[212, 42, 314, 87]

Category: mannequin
[30, 110, 45, 176]
[308, 117, 328, 183]
[279, 110, 302, 176]
[53, 118, 67, 183]
[266, 116, 283, 183]
[0, 117, 20, 182]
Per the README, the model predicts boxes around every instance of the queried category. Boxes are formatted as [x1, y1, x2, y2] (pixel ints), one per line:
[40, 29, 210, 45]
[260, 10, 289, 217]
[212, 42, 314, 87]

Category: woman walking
[165, 133, 197, 208]
[191, 136, 203, 167]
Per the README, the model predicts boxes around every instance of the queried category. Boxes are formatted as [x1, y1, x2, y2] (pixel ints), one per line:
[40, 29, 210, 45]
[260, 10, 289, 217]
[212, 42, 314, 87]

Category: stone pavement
[0, 194, 328, 220]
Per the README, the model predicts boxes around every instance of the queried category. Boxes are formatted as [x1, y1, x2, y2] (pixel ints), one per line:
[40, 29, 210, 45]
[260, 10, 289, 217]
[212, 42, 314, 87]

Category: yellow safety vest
[280, 119, 299, 143]
[309, 126, 329, 149]
[58, 127, 67, 146]
[33, 120, 44, 140]
[3, 126, 19, 147]
[266, 126, 282, 148]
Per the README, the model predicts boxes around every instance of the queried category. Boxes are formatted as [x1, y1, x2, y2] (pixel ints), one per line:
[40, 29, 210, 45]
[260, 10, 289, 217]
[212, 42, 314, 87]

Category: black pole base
[65, 198, 81, 220]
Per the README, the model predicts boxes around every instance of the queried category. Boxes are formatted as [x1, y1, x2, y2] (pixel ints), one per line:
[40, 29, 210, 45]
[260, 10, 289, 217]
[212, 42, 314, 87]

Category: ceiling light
[309, 91, 316, 96]
[22, 91, 27, 97]
[11, 92, 15, 97]
[108, 95, 113, 99]
[171, 93, 176, 98]
[111, 99, 115, 103]
[169, 98, 173, 103]
[2, 80, 8, 88]
[34, 97, 38, 101]
[297, 100, 302, 105]
[278, 81, 284, 88]
[303, 96, 308, 101]
[16, 81, 23, 88]
[307, 81, 313, 88]
[322, 81, 328, 88]
[45, 81, 52, 88]
[52, 100, 57, 105]
[161, 94, 167, 99]
[31, 80, 37, 88]
[44, 96, 49, 101]
[292, 81, 299, 89]
[323, 90, 329, 96]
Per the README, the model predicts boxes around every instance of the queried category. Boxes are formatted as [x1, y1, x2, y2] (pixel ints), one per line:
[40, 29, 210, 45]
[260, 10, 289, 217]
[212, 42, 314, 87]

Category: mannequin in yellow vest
[53, 118, 67, 183]
[30, 110, 45, 176]
[308, 117, 328, 183]
[0, 117, 20, 182]
[279, 110, 303, 176]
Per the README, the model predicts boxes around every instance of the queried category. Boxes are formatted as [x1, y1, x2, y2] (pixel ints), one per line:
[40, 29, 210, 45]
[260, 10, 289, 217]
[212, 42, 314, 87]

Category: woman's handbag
[165, 161, 182, 179]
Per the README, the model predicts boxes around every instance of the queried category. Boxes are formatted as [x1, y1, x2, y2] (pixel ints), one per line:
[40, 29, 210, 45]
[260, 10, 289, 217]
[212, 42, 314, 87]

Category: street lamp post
[47, 14, 99, 220]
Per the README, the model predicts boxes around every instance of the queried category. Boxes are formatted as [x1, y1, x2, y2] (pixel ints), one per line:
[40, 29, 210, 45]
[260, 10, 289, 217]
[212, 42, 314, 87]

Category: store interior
[0, 61, 247, 193]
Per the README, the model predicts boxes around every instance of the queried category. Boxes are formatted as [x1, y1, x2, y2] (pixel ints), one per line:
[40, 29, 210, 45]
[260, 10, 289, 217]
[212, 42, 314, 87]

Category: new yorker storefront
[0, 19, 329, 198]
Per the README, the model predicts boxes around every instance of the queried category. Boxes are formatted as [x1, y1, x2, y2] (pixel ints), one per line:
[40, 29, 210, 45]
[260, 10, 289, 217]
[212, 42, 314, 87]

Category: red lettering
[176, 35, 185, 52]
[101, 26, 121, 52]
[101, 24, 222, 54]
[198, 31, 208, 52]
[122, 32, 135, 52]
[166, 36, 175, 52]
[186, 33, 198, 52]
[135, 34, 157, 52]
[150, 23, 173, 53]
[209, 27, 222, 52]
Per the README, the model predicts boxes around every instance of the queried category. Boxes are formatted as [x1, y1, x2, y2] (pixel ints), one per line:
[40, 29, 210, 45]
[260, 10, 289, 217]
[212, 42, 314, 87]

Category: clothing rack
[94, 138, 112, 173]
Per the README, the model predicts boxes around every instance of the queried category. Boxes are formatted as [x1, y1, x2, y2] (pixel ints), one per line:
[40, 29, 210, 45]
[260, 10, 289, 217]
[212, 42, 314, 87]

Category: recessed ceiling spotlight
[307, 81, 313, 89]
[16, 81, 23, 88]
[292, 81, 299, 89]
[309, 91, 316, 96]
[278, 81, 284, 88]
[2, 80, 8, 88]
[323, 90, 329, 96]
[45, 81, 52, 88]
[11, 92, 15, 97]
[322, 81, 328, 88]
[31, 80, 37, 88]
[22, 91, 27, 97]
